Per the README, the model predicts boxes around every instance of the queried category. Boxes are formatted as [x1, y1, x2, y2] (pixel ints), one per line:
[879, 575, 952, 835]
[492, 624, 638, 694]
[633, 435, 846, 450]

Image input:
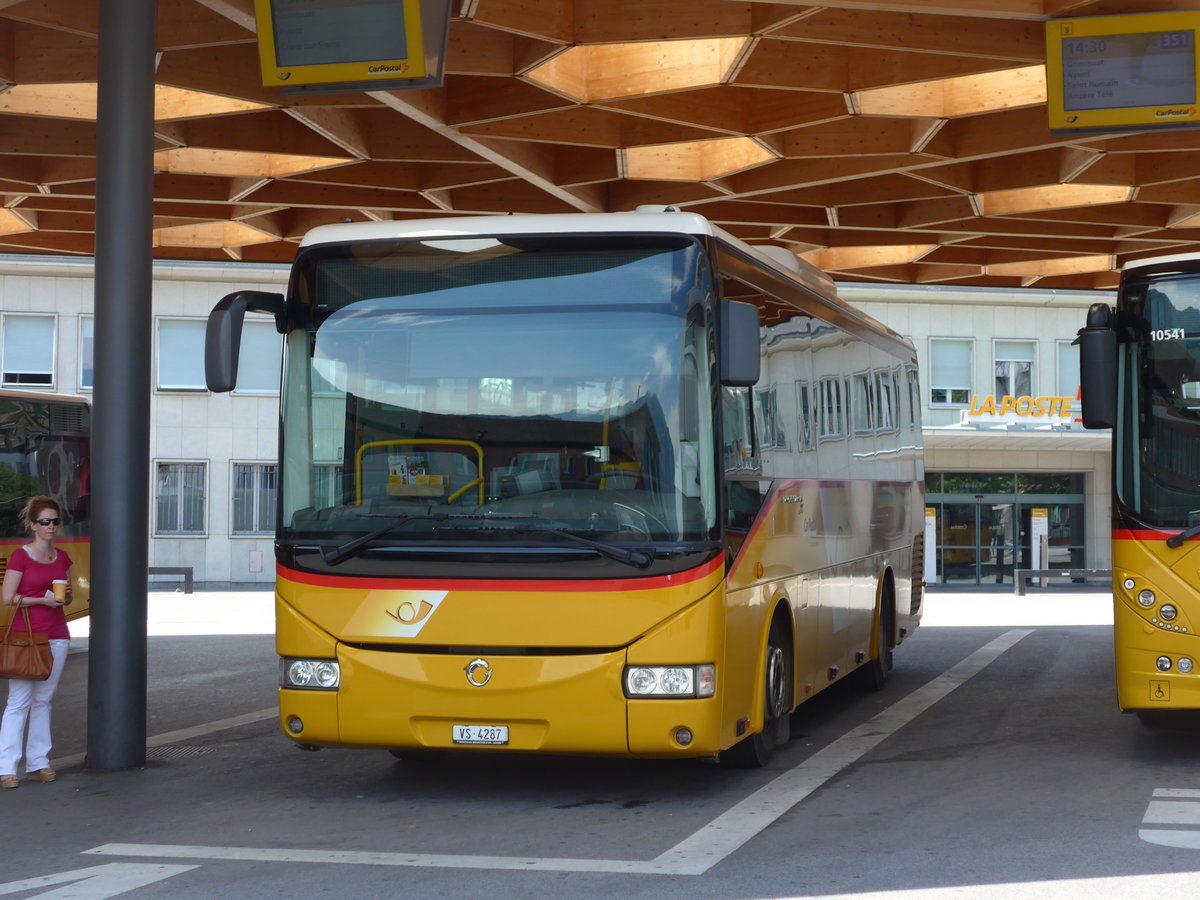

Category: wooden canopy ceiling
[0, 0, 1198, 288]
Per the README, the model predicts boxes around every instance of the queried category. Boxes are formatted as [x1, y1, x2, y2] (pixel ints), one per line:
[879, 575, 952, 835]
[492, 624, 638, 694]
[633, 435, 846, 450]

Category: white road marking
[1154, 787, 1200, 798]
[776, 871, 1200, 899]
[86, 844, 665, 874]
[85, 630, 1031, 877]
[0, 864, 196, 899]
[50, 708, 277, 770]
[1144, 800, 1200, 826]
[1141, 787, 1200, 848]
[1139, 829, 1200, 850]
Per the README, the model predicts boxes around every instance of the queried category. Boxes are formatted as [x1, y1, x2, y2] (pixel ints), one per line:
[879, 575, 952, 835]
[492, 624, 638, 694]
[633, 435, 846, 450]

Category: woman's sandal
[26, 768, 56, 783]
[0, 774, 18, 790]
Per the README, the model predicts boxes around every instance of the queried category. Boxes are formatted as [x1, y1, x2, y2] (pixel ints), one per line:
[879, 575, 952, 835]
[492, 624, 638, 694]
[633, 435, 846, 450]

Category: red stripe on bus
[1113, 528, 1198, 542]
[278, 556, 723, 593]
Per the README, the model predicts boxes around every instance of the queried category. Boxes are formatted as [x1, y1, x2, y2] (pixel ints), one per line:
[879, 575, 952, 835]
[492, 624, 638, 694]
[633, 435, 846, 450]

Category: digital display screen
[270, 0, 408, 68]
[1062, 29, 1196, 111]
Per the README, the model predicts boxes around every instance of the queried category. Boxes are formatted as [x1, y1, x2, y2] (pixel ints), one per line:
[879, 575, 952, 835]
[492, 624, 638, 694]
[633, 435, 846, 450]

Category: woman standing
[0, 496, 72, 789]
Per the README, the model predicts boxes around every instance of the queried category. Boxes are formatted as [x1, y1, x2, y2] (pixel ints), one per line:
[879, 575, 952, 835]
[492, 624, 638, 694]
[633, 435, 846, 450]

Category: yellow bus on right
[1080, 252, 1200, 720]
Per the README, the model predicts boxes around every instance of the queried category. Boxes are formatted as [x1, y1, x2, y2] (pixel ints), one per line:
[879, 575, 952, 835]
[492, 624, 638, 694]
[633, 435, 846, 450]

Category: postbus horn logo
[385, 599, 435, 626]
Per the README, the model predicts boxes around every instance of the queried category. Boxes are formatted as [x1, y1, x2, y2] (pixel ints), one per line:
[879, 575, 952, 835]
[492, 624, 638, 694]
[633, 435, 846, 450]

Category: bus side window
[722, 386, 757, 472]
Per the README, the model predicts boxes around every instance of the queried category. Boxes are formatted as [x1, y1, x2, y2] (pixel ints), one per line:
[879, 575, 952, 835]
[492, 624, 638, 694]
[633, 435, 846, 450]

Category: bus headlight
[1157, 656, 1173, 672]
[281, 657, 341, 690]
[1138, 590, 1156, 607]
[624, 664, 715, 698]
[1161, 604, 1179, 622]
[1179, 657, 1195, 674]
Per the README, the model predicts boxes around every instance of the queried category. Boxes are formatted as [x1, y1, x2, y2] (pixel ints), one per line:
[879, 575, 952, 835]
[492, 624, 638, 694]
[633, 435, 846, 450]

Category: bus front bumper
[278, 645, 724, 757]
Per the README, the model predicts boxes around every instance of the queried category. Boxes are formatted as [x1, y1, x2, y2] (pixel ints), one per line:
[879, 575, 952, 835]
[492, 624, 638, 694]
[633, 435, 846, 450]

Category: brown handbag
[0, 607, 52, 680]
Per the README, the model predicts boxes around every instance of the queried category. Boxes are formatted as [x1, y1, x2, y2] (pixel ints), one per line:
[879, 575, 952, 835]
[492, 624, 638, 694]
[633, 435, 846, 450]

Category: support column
[86, 0, 157, 769]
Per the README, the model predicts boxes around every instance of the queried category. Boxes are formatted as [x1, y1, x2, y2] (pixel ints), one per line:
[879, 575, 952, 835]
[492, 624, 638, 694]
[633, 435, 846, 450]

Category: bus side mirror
[1077, 302, 1115, 430]
[721, 299, 760, 387]
[205, 290, 285, 393]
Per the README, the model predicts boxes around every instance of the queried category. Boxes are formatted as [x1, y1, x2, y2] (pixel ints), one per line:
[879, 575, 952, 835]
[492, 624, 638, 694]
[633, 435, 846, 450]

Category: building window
[157, 319, 206, 391]
[818, 377, 843, 440]
[796, 381, 814, 450]
[313, 464, 344, 508]
[2, 314, 55, 388]
[906, 365, 921, 430]
[852, 373, 874, 433]
[80, 316, 94, 391]
[155, 462, 206, 535]
[995, 340, 1035, 397]
[1056, 340, 1080, 398]
[875, 370, 898, 432]
[233, 320, 282, 394]
[754, 386, 786, 449]
[929, 338, 971, 406]
[232, 463, 277, 534]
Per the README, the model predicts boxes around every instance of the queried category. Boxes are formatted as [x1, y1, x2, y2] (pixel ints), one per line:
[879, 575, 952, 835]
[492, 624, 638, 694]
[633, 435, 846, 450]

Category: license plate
[452, 724, 509, 745]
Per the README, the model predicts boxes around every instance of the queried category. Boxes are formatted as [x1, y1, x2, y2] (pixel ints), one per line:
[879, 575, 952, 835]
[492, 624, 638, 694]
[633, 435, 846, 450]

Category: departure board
[1062, 30, 1194, 111]
[1047, 12, 1200, 135]
[271, 0, 410, 68]
[254, 0, 450, 92]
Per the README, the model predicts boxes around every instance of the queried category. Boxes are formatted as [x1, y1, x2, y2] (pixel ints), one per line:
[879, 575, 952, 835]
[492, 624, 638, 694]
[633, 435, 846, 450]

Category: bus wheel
[857, 579, 895, 692]
[722, 618, 793, 768]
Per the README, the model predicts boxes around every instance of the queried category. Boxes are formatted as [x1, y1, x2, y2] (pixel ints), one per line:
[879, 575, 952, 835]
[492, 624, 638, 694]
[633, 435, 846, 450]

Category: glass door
[939, 502, 979, 585]
[980, 502, 1015, 584]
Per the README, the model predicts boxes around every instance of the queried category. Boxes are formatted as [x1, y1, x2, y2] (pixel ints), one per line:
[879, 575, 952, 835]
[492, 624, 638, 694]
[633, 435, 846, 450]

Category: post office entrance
[926, 473, 1086, 587]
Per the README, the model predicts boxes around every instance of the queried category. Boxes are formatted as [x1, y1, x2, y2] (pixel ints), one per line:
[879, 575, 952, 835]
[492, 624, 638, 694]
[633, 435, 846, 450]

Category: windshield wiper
[321, 512, 532, 565]
[510, 522, 654, 569]
[1166, 521, 1200, 548]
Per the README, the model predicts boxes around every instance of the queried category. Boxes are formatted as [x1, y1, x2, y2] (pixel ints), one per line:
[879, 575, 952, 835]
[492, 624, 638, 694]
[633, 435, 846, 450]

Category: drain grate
[146, 745, 218, 761]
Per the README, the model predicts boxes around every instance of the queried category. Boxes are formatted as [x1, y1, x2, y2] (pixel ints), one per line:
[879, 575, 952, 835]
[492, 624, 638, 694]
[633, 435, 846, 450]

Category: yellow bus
[0, 389, 91, 626]
[205, 210, 925, 765]
[1079, 252, 1200, 720]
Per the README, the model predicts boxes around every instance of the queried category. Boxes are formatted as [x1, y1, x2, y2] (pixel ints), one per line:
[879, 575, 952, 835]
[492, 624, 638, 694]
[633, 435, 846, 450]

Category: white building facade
[0, 255, 1113, 589]
[0, 254, 287, 588]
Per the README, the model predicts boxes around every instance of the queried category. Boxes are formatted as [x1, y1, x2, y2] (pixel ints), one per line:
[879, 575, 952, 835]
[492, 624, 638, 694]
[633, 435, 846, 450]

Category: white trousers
[0, 639, 70, 774]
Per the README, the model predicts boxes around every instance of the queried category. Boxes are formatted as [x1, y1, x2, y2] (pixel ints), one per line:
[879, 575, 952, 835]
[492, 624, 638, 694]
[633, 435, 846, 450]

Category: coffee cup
[52, 580, 68, 600]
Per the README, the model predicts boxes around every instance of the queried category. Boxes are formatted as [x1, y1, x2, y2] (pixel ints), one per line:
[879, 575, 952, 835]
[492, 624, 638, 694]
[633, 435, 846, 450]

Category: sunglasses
[33, 518, 61, 526]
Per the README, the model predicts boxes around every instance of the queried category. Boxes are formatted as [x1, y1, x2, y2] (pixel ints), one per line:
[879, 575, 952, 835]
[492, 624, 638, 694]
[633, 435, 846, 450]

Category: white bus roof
[292, 209, 915, 353]
[1122, 252, 1200, 273]
[301, 210, 723, 246]
[299, 208, 838, 300]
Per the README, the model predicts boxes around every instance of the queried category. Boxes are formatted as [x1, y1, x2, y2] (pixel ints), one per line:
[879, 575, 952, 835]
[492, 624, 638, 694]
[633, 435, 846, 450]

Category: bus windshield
[1118, 271, 1200, 526]
[278, 235, 718, 559]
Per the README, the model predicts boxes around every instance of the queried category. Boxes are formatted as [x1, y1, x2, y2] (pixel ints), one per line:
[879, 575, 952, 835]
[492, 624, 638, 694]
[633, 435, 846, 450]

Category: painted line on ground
[51, 708, 277, 771]
[0, 864, 197, 899]
[756, 871, 1200, 899]
[86, 629, 1032, 877]
[1141, 786, 1200, 849]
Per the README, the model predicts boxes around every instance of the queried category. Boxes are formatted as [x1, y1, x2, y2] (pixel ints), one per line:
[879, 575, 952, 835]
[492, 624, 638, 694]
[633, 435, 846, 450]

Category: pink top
[7, 545, 72, 639]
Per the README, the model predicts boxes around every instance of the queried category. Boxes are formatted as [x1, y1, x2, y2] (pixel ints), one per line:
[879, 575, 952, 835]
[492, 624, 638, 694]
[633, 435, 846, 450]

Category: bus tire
[722, 616, 793, 768]
[857, 576, 895, 692]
